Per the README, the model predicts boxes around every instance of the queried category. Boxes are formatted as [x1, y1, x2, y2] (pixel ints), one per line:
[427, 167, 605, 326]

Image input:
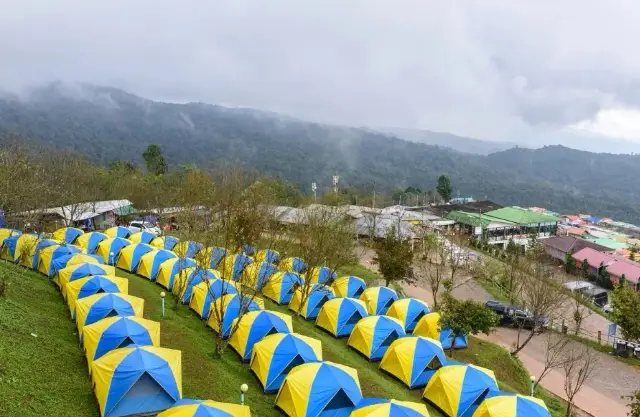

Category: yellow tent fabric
[189, 279, 240, 318]
[379, 336, 446, 389]
[206, 294, 264, 335]
[413, 312, 441, 341]
[472, 394, 549, 417]
[58, 264, 117, 296]
[65, 275, 129, 315]
[315, 297, 368, 337]
[76, 232, 108, 253]
[351, 399, 430, 417]
[347, 315, 405, 360]
[0, 228, 18, 243]
[155, 258, 197, 290]
[52, 227, 84, 244]
[229, 310, 293, 361]
[6, 234, 39, 263]
[171, 268, 220, 301]
[157, 399, 251, 417]
[75, 293, 144, 337]
[115, 243, 153, 271]
[51, 254, 102, 286]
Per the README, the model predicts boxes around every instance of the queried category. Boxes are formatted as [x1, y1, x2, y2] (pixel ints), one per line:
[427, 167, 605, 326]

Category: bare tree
[570, 291, 593, 336]
[563, 345, 598, 417]
[533, 332, 572, 391]
[417, 232, 447, 310]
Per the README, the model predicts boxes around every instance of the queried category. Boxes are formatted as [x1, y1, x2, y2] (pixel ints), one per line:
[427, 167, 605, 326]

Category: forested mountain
[1, 83, 640, 223]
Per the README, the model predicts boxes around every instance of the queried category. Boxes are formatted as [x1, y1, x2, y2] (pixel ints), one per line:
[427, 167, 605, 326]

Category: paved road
[356, 245, 639, 417]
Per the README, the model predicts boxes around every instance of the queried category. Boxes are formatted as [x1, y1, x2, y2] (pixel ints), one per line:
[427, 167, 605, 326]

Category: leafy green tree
[374, 226, 414, 287]
[142, 144, 168, 176]
[436, 174, 453, 202]
[564, 253, 577, 274]
[581, 259, 589, 280]
[625, 390, 640, 417]
[610, 283, 640, 342]
[440, 280, 500, 356]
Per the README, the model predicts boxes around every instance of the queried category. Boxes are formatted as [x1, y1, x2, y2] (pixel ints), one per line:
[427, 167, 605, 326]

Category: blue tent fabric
[75, 276, 121, 301]
[306, 363, 363, 417]
[163, 258, 197, 289]
[63, 264, 114, 284]
[162, 236, 180, 250]
[313, 267, 337, 285]
[301, 285, 335, 320]
[83, 294, 137, 328]
[242, 244, 257, 256]
[93, 319, 154, 361]
[475, 391, 551, 417]
[261, 334, 321, 393]
[209, 247, 227, 269]
[440, 328, 468, 350]
[196, 280, 239, 319]
[104, 238, 131, 264]
[254, 263, 280, 290]
[50, 253, 102, 277]
[30, 239, 59, 268]
[236, 312, 291, 361]
[178, 270, 218, 303]
[147, 250, 178, 280]
[353, 398, 427, 417]
[408, 339, 447, 388]
[217, 296, 262, 338]
[367, 317, 407, 361]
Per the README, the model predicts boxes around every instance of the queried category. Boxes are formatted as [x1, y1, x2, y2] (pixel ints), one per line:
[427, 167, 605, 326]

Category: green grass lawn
[0, 261, 566, 417]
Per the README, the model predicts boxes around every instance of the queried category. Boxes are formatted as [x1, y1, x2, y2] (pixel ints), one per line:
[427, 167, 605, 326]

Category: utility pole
[332, 175, 339, 195]
[311, 182, 317, 203]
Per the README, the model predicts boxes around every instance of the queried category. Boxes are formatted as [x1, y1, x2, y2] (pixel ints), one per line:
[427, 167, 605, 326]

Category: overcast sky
[2, 0, 640, 149]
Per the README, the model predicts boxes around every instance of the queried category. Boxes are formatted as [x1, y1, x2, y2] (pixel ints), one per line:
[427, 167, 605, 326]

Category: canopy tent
[96, 237, 131, 265]
[52, 227, 84, 244]
[91, 345, 182, 417]
[150, 235, 180, 251]
[157, 399, 251, 417]
[116, 243, 154, 272]
[57, 263, 117, 294]
[76, 231, 109, 254]
[386, 298, 431, 333]
[255, 248, 280, 264]
[83, 316, 160, 369]
[219, 253, 254, 281]
[360, 286, 399, 315]
[316, 297, 368, 338]
[75, 293, 145, 338]
[206, 294, 264, 338]
[331, 276, 367, 298]
[171, 268, 220, 304]
[423, 364, 498, 417]
[188, 279, 239, 319]
[262, 271, 304, 305]
[173, 241, 204, 259]
[156, 258, 197, 290]
[50, 253, 102, 280]
[137, 249, 178, 280]
[229, 310, 293, 361]
[241, 244, 257, 256]
[250, 332, 322, 393]
[288, 284, 335, 320]
[413, 312, 441, 341]
[20, 238, 58, 269]
[350, 398, 430, 417]
[275, 361, 363, 417]
[66, 275, 128, 318]
[0, 233, 39, 263]
[37, 244, 82, 276]
[129, 231, 157, 244]
[347, 315, 406, 361]
[472, 392, 550, 417]
[379, 336, 447, 389]
[104, 226, 131, 239]
[308, 266, 337, 285]
[279, 256, 307, 273]
[241, 262, 279, 290]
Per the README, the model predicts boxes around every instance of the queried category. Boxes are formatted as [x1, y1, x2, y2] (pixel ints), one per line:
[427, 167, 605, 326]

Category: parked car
[128, 220, 161, 235]
[484, 300, 549, 332]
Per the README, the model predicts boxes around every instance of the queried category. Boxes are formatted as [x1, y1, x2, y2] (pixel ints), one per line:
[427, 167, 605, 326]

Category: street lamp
[530, 375, 536, 396]
[160, 291, 166, 318]
[240, 383, 248, 405]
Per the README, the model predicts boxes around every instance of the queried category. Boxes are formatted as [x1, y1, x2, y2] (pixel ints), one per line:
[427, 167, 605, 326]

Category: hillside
[2, 83, 640, 223]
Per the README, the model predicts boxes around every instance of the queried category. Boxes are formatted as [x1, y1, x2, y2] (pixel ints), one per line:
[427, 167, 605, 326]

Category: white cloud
[570, 107, 640, 142]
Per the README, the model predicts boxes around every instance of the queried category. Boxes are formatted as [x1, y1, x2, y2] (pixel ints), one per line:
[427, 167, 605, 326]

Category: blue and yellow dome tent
[52, 226, 84, 244]
[173, 240, 204, 259]
[423, 364, 498, 417]
[1, 233, 39, 263]
[250, 332, 322, 394]
[229, 310, 293, 361]
[189, 279, 239, 319]
[129, 230, 157, 244]
[137, 249, 178, 280]
[288, 284, 335, 320]
[255, 248, 280, 264]
[75, 293, 145, 338]
[413, 312, 441, 341]
[116, 243, 154, 272]
[19, 238, 58, 269]
[83, 316, 161, 370]
[242, 262, 279, 290]
[104, 226, 131, 239]
[360, 286, 399, 315]
[241, 243, 257, 256]
[50, 253, 103, 279]
[262, 271, 304, 304]
[206, 294, 263, 338]
[76, 231, 108, 254]
[66, 275, 129, 318]
[171, 268, 220, 304]
[96, 237, 131, 264]
[91, 345, 182, 417]
[379, 336, 447, 389]
[0, 228, 20, 246]
[386, 298, 431, 333]
[275, 361, 363, 417]
[151, 235, 180, 251]
[472, 392, 550, 417]
[156, 258, 197, 290]
[331, 275, 367, 298]
[157, 399, 251, 417]
[219, 253, 253, 281]
[315, 297, 368, 338]
[57, 263, 117, 293]
[202, 246, 227, 269]
[308, 266, 337, 285]
[279, 256, 307, 273]
[350, 398, 430, 417]
[37, 244, 82, 276]
[347, 315, 406, 361]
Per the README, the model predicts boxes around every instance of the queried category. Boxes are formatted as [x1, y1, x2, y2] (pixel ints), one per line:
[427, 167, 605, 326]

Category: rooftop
[482, 207, 560, 225]
[542, 236, 612, 254]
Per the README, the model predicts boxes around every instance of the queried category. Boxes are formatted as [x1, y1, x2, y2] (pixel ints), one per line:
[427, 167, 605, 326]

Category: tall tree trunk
[511, 328, 536, 356]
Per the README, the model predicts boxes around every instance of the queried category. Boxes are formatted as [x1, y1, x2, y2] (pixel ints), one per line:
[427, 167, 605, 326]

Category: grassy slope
[0, 262, 565, 417]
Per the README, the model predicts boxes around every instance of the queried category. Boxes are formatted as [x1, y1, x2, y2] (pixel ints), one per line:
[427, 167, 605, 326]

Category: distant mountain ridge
[2, 82, 640, 223]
